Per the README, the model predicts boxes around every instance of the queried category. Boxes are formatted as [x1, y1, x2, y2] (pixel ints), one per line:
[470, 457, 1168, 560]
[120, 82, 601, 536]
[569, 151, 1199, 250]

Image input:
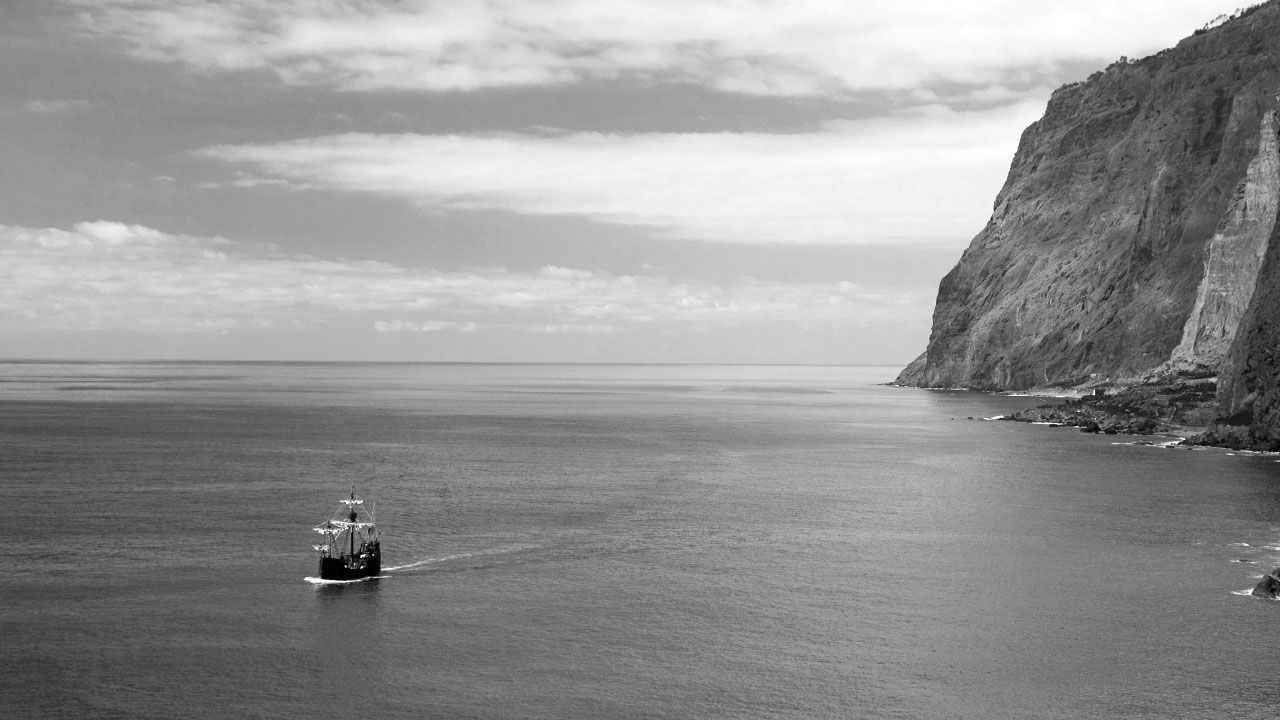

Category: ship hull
[317, 544, 381, 581]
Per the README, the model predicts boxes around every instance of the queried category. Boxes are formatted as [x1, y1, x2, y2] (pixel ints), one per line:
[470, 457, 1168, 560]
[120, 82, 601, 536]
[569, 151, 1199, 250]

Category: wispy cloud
[197, 102, 1042, 245]
[373, 320, 479, 333]
[21, 98, 90, 114]
[0, 221, 924, 335]
[71, 0, 1243, 97]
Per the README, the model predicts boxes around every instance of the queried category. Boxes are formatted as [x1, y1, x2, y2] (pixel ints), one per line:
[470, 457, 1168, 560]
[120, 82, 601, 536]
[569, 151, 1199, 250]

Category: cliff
[898, 2, 1280, 396]
[1214, 176, 1280, 447]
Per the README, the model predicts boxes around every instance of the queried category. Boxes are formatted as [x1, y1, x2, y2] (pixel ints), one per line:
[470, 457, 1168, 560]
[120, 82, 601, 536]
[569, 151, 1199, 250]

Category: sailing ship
[313, 488, 381, 581]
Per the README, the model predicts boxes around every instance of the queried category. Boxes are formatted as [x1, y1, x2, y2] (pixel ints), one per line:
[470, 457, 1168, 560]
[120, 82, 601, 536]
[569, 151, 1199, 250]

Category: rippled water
[4, 362, 1280, 719]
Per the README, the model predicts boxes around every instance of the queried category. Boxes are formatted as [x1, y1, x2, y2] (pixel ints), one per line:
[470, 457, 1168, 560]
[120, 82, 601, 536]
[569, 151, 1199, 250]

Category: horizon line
[0, 358, 910, 368]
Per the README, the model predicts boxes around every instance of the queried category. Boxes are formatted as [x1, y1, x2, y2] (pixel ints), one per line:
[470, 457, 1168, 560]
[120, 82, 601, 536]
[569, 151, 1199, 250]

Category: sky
[0, 0, 1251, 363]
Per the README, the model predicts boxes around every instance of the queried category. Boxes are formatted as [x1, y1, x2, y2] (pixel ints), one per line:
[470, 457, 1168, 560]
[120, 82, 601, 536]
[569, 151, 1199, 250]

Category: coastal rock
[897, 3, 1280, 393]
[1252, 568, 1280, 599]
[1003, 377, 1216, 435]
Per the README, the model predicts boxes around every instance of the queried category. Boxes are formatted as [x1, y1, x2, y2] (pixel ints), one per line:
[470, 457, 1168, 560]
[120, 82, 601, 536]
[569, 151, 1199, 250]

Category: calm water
[4, 362, 1280, 719]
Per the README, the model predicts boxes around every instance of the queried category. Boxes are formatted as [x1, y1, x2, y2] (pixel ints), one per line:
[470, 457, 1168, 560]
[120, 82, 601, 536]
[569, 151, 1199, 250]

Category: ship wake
[381, 543, 541, 573]
[304, 575, 381, 585]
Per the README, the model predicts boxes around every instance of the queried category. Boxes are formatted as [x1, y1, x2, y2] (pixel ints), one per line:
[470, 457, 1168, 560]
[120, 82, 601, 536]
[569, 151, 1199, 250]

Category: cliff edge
[898, 3, 1280, 399]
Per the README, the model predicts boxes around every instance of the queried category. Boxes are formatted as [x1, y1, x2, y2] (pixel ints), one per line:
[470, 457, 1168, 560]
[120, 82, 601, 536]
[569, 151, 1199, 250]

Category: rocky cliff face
[1217, 179, 1280, 444]
[1169, 109, 1280, 372]
[898, 2, 1280, 393]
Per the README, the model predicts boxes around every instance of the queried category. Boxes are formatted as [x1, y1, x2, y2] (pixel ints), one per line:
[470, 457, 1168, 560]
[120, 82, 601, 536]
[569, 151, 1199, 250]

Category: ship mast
[348, 486, 357, 558]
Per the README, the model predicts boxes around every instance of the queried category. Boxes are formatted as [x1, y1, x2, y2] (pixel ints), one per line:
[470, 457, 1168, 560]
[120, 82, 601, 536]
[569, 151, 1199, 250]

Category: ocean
[4, 362, 1280, 719]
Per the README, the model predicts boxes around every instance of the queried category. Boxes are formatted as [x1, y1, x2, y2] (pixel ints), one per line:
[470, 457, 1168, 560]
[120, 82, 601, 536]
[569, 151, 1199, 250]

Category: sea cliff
[898, 2, 1280, 447]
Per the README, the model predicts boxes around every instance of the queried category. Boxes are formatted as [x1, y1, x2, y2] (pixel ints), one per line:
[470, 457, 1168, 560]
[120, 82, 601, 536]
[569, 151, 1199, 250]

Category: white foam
[1224, 448, 1280, 456]
[1231, 589, 1257, 597]
[1230, 542, 1252, 548]
[983, 415, 1006, 421]
[304, 575, 382, 585]
[1110, 439, 1184, 448]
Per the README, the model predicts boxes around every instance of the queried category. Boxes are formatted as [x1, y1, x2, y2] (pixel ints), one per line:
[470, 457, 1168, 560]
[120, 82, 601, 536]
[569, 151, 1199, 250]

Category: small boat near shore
[313, 488, 381, 581]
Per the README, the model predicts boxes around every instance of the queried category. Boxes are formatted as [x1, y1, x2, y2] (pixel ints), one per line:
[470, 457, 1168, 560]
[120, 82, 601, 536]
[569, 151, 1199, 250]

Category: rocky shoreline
[1000, 376, 1221, 441]
[942, 370, 1280, 452]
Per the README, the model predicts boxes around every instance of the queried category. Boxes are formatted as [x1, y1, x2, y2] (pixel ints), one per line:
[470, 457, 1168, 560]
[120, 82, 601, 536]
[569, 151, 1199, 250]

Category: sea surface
[4, 362, 1280, 719]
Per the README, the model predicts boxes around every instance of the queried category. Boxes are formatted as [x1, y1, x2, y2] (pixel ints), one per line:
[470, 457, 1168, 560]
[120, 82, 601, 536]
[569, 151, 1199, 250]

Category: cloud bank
[73, 0, 1243, 96]
[0, 222, 922, 336]
[199, 103, 1042, 245]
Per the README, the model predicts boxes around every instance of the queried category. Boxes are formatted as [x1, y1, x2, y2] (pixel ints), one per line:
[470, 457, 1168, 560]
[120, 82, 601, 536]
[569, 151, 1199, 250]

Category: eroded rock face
[1169, 109, 1280, 371]
[898, 3, 1280, 391]
[1217, 195, 1280, 446]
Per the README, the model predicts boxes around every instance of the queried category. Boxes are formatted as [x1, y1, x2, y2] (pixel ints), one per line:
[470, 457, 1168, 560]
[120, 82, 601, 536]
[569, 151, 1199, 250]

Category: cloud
[21, 98, 90, 114]
[70, 0, 1246, 96]
[524, 323, 620, 334]
[197, 174, 300, 190]
[197, 102, 1043, 245]
[373, 320, 478, 333]
[0, 221, 926, 335]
